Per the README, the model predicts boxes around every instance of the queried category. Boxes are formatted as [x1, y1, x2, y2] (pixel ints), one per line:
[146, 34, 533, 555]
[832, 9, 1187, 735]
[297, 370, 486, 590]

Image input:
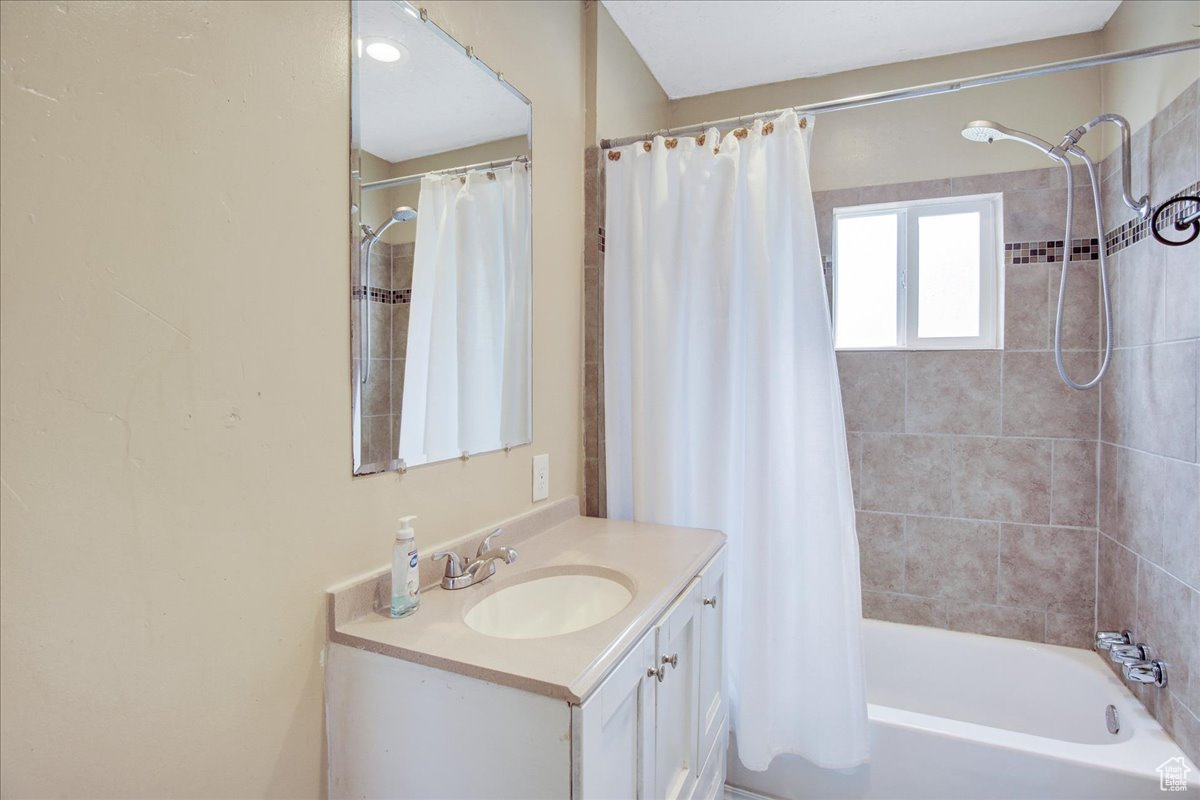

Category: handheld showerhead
[961, 120, 1058, 158]
[367, 206, 418, 240]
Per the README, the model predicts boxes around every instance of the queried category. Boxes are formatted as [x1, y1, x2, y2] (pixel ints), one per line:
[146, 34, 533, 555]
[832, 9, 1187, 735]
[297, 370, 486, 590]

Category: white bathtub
[727, 620, 1197, 799]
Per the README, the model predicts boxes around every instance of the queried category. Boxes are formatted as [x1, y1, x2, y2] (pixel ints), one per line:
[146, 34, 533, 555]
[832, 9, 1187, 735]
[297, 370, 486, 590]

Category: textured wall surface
[1095, 81, 1199, 766]
[822, 166, 1103, 648]
[0, 0, 585, 795]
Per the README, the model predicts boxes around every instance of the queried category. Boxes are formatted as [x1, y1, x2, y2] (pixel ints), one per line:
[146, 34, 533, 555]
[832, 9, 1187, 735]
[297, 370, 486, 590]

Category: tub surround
[327, 500, 724, 702]
[813, 165, 1103, 649]
[1096, 79, 1200, 765]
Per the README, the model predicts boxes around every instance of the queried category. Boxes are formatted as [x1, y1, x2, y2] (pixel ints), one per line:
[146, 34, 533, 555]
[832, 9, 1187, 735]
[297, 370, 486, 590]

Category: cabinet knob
[703, 596, 718, 608]
[662, 653, 678, 670]
[647, 665, 666, 682]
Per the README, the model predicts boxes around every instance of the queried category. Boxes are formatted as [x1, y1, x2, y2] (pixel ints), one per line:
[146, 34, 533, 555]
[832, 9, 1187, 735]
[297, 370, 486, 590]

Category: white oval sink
[463, 567, 634, 639]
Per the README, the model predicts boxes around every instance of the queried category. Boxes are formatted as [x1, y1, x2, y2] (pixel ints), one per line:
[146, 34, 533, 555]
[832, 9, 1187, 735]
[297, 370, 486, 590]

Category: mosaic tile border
[1104, 179, 1200, 256]
[819, 236, 1100, 275]
[1005, 238, 1098, 265]
[352, 286, 411, 305]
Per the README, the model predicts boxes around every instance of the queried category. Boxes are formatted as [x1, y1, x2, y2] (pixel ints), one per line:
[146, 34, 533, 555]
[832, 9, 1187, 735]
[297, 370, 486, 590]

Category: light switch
[532, 453, 549, 502]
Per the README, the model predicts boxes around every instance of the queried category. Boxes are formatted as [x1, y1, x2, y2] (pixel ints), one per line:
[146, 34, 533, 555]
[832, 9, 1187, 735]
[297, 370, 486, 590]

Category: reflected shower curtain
[604, 112, 868, 770]
[399, 162, 531, 465]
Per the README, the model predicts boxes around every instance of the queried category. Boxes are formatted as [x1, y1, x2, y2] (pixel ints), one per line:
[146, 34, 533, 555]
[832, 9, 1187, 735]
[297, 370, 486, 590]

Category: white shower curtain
[604, 111, 868, 771]
[399, 162, 531, 465]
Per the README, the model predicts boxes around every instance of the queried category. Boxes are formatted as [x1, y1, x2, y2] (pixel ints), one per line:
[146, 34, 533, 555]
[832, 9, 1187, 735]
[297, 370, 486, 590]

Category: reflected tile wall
[357, 241, 413, 467]
[1096, 80, 1199, 766]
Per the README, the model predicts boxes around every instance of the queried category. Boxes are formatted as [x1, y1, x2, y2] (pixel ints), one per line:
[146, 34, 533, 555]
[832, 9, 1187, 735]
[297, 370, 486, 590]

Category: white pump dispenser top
[396, 515, 417, 542]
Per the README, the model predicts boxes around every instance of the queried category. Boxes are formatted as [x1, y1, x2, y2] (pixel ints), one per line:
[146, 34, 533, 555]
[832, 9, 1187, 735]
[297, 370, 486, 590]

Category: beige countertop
[327, 505, 724, 704]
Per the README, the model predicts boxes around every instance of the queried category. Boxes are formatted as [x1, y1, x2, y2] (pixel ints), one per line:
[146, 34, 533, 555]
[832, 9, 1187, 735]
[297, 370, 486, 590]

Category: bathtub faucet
[1122, 659, 1168, 688]
[1108, 642, 1152, 666]
[1094, 630, 1131, 651]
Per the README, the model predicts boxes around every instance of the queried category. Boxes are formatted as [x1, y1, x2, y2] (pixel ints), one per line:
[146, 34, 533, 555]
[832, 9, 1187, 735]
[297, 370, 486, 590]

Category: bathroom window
[833, 194, 1002, 350]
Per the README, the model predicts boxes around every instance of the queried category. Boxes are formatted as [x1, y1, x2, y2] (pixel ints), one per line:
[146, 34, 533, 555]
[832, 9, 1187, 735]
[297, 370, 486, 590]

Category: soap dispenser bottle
[390, 515, 420, 618]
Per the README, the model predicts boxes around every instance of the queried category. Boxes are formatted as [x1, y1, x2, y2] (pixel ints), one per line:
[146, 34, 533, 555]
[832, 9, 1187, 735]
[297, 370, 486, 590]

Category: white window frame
[832, 193, 1004, 351]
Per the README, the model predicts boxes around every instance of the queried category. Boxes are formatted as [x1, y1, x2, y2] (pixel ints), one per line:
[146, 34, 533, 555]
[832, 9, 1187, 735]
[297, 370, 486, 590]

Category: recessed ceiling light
[363, 37, 409, 64]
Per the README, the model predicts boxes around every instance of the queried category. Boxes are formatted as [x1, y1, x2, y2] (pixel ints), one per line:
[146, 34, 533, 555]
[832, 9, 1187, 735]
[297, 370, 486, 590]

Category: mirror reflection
[352, 0, 533, 475]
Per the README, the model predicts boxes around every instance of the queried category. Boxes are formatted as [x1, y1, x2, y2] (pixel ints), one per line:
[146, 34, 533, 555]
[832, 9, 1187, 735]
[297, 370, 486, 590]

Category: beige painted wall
[1099, 0, 1200, 155]
[0, 0, 584, 796]
[592, 1, 670, 142]
[667, 33, 1105, 192]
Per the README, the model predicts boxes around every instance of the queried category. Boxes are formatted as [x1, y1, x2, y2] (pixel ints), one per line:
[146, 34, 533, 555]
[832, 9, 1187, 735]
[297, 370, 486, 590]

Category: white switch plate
[532, 454, 549, 502]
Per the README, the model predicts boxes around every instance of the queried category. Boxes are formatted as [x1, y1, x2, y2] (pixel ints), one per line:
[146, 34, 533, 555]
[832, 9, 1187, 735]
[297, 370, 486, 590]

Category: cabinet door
[696, 547, 727, 766]
[653, 578, 702, 800]
[572, 628, 656, 799]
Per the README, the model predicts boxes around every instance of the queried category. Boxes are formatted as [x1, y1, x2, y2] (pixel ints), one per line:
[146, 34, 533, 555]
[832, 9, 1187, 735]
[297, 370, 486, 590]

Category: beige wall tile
[861, 434, 955, 515]
[837, 352, 905, 433]
[1164, 241, 1200, 342]
[998, 524, 1096, 615]
[1149, 106, 1198, 203]
[1123, 341, 1198, 462]
[862, 591, 947, 628]
[1051, 439, 1097, 527]
[1004, 188, 1071, 242]
[369, 301, 392, 361]
[390, 358, 406, 417]
[364, 414, 392, 466]
[364, 359, 391, 417]
[1098, 443, 1121, 535]
[1163, 459, 1200, 590]
[1050, 259, 1100, 351]
[1097, 533, 1138, 634]
[946, 602, 1046, 641]
[1112, 243, 1166, 347]
[857, 511, 905, 592]
[392, 304, 409, 358]
[1137, 561, 1198, 713]
[1114, 446, 1166, 563]
[953, 437, 1053, 523]
[848, 432, 863, 509]
[1001, 351, 1098, 439]
[1045, 612, 1095, 648]
[904, 516, 999, 602]
[906, 351, 1002, 435]
[1161, 693, 1200, 769]
[1004, 263, 1050, 351]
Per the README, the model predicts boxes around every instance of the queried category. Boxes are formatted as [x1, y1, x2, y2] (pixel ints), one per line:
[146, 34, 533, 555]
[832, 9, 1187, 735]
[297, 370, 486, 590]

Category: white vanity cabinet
[327, 544, 727, 800]
[573, 550, 727, 800]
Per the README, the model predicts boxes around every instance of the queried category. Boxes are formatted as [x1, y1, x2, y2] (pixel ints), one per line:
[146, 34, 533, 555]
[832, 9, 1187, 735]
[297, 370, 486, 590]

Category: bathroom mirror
[351, 0, 533, 475]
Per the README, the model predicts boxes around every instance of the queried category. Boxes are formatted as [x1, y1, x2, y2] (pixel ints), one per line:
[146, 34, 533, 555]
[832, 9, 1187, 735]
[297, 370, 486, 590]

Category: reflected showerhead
[961, 120, 1058, 158]
[370, 206, 418, 239]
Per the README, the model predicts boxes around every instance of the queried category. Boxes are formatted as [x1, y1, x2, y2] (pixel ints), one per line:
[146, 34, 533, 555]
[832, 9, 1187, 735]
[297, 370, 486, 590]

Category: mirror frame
[350, 0, 534, 476]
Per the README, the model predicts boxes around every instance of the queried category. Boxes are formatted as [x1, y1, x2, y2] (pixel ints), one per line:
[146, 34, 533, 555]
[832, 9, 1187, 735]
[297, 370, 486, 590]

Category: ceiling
[601, 0, 1122, 99]
[357, 0, 530, 163]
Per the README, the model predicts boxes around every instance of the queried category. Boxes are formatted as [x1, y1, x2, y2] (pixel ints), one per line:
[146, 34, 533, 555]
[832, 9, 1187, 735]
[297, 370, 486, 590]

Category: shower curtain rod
[599, 39, 1200, 149]
[362, 155, 530, 191]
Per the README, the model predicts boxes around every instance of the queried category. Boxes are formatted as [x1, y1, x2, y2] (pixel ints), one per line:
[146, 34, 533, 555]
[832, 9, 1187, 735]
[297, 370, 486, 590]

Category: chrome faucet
[433, 528, 518, 590]
[1123, 659, 1168, 687]
[1095, 630, 1131, 651]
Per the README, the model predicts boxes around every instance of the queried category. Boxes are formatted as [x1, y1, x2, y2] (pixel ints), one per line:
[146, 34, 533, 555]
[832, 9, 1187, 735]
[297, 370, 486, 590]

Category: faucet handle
[1095, 630, 1131, 651]
[1110, 643, 1152, 665]
[477, 527, 505, 557]
[433, 551, 465, 578]
[1123, 659, 1168, 688]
